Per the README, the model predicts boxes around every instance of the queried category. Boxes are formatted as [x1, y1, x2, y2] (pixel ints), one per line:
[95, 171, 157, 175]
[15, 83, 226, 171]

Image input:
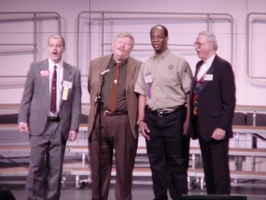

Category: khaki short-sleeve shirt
[134, 49, 193, 111]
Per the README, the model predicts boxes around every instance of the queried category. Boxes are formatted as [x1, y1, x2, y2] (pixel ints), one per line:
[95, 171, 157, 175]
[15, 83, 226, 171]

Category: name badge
[40, 70, 50, 76]
[145, 73, 152, 83]
[63, 81, 73, 89]
[62, 87, 69, 101]
[62, 81, 73, 101]
[204, 74, 213, 81]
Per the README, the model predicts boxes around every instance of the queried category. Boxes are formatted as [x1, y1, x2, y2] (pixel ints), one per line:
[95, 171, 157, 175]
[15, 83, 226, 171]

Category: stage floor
[1, 176, 266, 200]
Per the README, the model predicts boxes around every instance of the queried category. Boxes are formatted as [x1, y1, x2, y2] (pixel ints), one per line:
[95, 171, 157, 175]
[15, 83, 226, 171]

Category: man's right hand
[139, 121, 150, 140]
[18, 122, 30, 134]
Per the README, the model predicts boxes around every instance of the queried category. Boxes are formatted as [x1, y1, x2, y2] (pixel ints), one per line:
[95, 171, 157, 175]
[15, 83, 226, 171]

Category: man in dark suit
[189, 30, 236, 194]
[87, 32, 142, 200]
[18, 34, 81, 200]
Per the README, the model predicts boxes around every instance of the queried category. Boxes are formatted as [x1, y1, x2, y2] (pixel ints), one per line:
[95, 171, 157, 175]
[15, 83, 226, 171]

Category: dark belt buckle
[158, 111, 164, 117]
[103, 110, 111, 116]
[47, 116, 59, 122]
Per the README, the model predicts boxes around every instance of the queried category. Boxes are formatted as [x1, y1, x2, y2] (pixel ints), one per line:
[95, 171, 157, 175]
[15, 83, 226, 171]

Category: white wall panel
[0, 0, 265, 106]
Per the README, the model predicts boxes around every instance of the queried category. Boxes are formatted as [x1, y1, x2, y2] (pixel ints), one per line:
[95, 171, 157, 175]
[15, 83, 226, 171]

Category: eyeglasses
[193, 42, 208, 47]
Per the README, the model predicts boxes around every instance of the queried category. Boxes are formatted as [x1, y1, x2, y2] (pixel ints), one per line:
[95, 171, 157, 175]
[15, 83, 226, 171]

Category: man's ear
[209, 42, 214, 50]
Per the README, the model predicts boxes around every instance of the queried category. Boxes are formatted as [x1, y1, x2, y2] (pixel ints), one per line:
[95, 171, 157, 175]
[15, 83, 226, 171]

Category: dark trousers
[26, 122, 66, 200]
[199, 138, 231, 194]
[145, 107, 190, 200]
[194, 117, 231, 194]
[89, 114, 137, 200]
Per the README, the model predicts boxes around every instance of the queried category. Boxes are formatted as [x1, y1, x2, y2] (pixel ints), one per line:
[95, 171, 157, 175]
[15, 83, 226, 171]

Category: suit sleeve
[87, 61, 92, 93]
[70, 68, 82, 131]
[219, 61, 236, 131]
[18, 63, 34, 123]
[134, 63, 147, 96]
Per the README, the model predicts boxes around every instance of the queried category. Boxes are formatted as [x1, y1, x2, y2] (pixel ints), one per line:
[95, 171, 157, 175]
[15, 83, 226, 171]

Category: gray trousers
[26, 121, 66, 200]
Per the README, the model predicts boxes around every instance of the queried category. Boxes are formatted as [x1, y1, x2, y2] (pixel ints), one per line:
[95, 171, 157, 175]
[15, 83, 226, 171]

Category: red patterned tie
[50, 66, 57, 113]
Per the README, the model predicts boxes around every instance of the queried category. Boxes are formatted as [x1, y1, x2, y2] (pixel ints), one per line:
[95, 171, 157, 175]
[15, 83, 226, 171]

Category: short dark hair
[150, 24, 168, 37]
[48, 34, 65, 47]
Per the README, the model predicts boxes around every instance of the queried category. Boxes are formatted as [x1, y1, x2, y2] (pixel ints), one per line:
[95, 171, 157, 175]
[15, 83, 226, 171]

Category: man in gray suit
[18, 34, 81, 200]
[88, 32, 142, 200]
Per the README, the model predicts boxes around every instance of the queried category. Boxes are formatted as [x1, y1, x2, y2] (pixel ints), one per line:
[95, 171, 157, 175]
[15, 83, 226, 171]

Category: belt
[146, 105, 185, 117]
[103, 110, 128, 116]
[47, 116, 60, 122]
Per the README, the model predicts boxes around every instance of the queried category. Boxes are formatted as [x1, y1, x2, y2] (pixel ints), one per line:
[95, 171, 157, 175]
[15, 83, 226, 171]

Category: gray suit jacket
[87, 55, 142, 140]
[18, 59, 81, 140]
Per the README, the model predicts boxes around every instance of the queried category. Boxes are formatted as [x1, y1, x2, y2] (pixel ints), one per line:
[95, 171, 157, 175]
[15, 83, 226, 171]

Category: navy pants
[145, 107, 190, 200]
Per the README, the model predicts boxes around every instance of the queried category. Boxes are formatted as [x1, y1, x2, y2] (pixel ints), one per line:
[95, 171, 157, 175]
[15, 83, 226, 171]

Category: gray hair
[113, 32, 135, 48]
[199, 30, 218, 51]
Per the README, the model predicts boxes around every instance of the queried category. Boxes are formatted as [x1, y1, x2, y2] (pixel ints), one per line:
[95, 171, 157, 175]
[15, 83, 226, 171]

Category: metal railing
[77, 11, 234, 75]
[0, 12, 61, 78]
[246, 12, 266, 79]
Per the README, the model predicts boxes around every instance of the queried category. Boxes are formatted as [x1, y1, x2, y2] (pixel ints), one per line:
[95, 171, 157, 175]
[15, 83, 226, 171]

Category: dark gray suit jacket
[18, 59, 81, 140]
[189, 55, 236, 141]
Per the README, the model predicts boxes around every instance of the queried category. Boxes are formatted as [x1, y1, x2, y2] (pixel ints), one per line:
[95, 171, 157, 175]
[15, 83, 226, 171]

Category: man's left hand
[68, 130, 78, 142]
[211, 128, 226, 140]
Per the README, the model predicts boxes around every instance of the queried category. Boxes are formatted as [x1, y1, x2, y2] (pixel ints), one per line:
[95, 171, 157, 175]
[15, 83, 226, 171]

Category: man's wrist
[137, 120, 144, 125]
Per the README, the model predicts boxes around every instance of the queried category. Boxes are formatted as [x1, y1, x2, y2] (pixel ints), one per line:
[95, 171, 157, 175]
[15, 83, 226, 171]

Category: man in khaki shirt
[134, 25, 193, 200]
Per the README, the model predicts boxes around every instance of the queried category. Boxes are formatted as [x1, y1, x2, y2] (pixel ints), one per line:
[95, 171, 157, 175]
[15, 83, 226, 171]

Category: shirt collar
[111, 56, 128, 66]
[203, 54, 215, 65]
[48, 58, 63, 71]
[152, 48, 170, 60]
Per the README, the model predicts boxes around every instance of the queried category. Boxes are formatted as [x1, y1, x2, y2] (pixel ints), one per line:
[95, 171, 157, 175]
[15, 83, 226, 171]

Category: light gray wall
[0, 0, 266, 106]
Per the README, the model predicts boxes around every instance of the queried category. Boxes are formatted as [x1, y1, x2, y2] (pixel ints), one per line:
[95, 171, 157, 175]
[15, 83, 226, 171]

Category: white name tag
[145, 73, 152, 83]
[63, 81, 73, 89]
[204, 74, 213, 81]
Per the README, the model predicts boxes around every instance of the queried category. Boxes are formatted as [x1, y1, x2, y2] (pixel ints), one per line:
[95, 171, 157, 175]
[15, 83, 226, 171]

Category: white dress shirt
[197, 55, 215, 80]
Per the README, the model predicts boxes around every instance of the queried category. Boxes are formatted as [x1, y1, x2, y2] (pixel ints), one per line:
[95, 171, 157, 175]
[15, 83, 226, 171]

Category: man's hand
[68, 130, 78, 142]
[211, 128, 226, 140]
[18, 122, 30, 134]
[183, 120, 189, 136]
[138, 121, 150, 140]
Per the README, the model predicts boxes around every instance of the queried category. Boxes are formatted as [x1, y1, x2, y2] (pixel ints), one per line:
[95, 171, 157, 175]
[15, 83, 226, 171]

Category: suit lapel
[99, 56, 112, 75]
[63, 62, 73, 83]
[195, 61, 203, 78]
[200, 55, 217, 95]
[96, 55, 112, 92]
[125, 57, 137, 91]
[60, 62, 73, 106]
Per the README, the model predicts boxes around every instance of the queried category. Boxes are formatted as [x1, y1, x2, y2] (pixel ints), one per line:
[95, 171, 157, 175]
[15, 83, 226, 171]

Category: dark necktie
[50, 65, 57, 113]
[109, 63, 120, 112]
